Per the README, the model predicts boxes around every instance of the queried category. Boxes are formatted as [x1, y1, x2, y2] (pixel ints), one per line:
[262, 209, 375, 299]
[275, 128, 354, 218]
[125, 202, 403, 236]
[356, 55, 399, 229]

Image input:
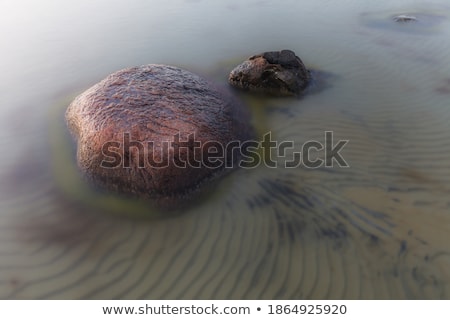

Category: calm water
[1, 0, 450, 298]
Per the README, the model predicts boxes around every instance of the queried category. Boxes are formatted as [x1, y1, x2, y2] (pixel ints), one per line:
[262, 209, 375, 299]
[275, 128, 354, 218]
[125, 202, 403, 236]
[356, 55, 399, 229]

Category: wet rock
[228, 49, 310, 96]
[66, 64, 252, 207]
[393, 14, 417, 23]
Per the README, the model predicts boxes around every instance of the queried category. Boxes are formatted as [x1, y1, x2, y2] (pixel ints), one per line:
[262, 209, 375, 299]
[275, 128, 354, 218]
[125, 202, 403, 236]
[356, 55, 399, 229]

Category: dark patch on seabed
[435, 78, 450, 94]
[250, 176, 399, 252]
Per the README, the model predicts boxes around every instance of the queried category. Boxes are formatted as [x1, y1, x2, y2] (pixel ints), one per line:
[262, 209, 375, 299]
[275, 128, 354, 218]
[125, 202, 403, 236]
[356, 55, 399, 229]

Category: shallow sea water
[1, 0, 450, 298]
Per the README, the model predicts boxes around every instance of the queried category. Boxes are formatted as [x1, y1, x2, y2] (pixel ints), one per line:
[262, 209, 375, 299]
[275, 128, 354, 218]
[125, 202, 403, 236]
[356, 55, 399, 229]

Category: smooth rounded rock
[66, 64, 252, 207]
[228, 49, 310, 96]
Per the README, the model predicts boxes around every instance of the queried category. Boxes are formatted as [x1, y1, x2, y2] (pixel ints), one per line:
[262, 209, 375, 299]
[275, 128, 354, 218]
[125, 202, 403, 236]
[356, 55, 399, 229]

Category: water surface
[1, 0, 450, 298]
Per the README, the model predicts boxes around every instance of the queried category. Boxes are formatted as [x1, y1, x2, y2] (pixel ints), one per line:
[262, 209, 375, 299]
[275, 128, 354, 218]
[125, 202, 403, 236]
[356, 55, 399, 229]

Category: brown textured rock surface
[66, 64, 252, 206]
[228, 49, 310, 96]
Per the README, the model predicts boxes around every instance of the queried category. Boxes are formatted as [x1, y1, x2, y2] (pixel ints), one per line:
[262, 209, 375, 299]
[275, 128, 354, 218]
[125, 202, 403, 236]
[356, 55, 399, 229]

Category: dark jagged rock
[228, 49, 310, 96]
[66, 64, 253, 208]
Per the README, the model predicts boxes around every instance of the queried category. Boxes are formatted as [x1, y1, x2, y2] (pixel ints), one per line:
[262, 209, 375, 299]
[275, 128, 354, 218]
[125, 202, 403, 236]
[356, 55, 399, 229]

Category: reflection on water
[1, 0, 450, 298]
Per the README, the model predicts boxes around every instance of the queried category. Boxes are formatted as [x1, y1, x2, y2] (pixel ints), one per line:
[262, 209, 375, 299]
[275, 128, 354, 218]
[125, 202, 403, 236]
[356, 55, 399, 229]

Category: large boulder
[66, 64, 252, 207]
[228, 49, 310, 96]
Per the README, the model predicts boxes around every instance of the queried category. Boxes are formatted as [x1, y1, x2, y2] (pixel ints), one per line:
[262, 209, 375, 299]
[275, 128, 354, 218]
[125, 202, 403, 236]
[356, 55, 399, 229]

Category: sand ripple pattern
[1, 87, 450, 299]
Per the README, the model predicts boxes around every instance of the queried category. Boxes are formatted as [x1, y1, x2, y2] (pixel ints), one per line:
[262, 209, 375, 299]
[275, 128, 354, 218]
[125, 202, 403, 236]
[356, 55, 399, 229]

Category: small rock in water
[228, 49, 310, 96]
[393, 14, 418, 23]
[65, 64, 253, 208]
